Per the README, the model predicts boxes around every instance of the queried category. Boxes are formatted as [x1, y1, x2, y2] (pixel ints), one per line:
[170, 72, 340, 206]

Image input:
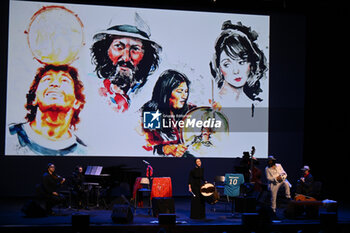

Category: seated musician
[41, 163, 66, 215]
[265, 156, 291, 213]
[238, 149, 263, 194]
[71, 165, 88, 209]
[296, 165, 314, 197]
[239, 151, 251, 182]
[251, 158, 263, 193]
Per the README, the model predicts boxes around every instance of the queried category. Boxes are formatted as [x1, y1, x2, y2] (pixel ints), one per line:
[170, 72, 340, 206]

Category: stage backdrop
[5, 0, 269, 158]
[0, 0, 307, 197]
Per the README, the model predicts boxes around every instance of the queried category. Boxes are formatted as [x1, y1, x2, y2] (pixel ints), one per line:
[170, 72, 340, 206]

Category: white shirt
[265, 163, 287, 184]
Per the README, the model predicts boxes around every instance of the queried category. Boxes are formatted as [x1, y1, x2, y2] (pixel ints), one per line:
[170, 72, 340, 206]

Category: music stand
[85, 166, 103, 176]
[84, 166, 104, 208]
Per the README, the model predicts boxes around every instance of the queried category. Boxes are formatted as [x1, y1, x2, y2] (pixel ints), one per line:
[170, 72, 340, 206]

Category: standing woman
[188, 158, 206, 219]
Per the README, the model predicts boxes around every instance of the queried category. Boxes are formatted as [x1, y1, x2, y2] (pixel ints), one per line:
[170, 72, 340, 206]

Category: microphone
[143, 160, 150, 165]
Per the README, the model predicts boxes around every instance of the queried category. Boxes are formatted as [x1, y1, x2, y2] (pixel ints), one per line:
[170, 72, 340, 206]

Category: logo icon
[143, 110, 161, 129]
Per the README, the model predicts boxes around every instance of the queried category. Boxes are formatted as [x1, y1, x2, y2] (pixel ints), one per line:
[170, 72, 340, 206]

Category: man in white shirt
[265, 155, 291, 212]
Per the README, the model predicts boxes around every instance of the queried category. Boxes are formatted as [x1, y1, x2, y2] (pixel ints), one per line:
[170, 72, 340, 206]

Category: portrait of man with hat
[90, 12, 162, 112]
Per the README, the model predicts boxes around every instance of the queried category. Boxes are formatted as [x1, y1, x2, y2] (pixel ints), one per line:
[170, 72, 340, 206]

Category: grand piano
[83, 165, 141, 208]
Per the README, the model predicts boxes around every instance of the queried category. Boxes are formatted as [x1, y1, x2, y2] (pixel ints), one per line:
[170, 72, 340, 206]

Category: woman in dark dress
[188, 158, 206, 219]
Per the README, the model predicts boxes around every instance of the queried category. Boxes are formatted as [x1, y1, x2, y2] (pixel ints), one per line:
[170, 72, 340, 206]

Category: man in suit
[265, 156, 291, 213]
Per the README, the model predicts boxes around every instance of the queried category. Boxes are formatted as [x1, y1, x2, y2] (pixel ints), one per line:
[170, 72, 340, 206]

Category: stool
[134, 177, 152, 215]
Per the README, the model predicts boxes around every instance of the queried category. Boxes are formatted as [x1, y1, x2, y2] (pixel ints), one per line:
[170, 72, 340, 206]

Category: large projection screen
[5, 0, 269, 157]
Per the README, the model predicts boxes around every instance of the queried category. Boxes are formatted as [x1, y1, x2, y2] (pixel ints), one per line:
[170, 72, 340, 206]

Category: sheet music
[85, 166, 92, 175]
[85, 166, 103, 175]
[91, 166, 98, 175]
[96, 166, 103, 175]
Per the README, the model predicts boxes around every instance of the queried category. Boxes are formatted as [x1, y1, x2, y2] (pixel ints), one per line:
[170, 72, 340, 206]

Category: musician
[251, 158, 263, 193]
[42, 163, 66, 214]
[238, 148, 263, 193]
[188, 158, 206, 219]
[265, 156, 291, 213]
[296, 165, 314, 196]
[239, 151, 251, 182]
[71, 165, 88, 209]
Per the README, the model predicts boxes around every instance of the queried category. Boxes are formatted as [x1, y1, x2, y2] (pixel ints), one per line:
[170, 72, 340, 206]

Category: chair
[59, 176, 76, 209]
[134, 177, 152, 215]
[310, 181, 322, 200]
[214, 176, 225, 191]
[224, 173, 245, 217]
[35, 183, 65, 215]
[35, 184, 47, 209]
[212, 176, 229, 212]
[60, 190, 72, 209]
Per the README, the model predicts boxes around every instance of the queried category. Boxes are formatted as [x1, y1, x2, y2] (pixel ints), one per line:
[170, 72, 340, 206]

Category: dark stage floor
[0, 197, 349, 233]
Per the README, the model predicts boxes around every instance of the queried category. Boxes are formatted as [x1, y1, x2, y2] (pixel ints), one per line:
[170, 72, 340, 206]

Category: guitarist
[265, 155, 291, 213]
[296, 165, 314, 196]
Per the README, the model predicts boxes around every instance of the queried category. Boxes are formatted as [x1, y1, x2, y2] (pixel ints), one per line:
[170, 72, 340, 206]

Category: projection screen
[5, 0, 269, 157]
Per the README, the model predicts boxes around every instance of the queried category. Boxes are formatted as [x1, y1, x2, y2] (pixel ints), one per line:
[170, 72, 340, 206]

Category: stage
[1, 197, 349, 233]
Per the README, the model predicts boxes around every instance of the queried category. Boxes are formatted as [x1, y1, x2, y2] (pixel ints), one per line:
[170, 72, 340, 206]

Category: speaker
[21, 200, 46, 217]
[284, 201, 305, 219]
[158, 213, 176, 224]
[235, 197, 256, 213]
[152, 197, 175, 217]
[241, 213, 259, 231]
[111, 204, 133, 223]
[285, 200, 320, 219]
[109, 195, 130, 209]
[320, 212, 337, 226]
[72, 213, 90, 232]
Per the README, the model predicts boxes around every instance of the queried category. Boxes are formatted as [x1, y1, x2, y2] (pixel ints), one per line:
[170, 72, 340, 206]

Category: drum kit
[200, 183, 220, 204]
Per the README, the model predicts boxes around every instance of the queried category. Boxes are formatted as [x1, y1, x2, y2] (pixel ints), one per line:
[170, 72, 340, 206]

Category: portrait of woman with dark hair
[141, 69, 195, 157]
[210, 21, 267, 107]
[141, 69, 222, 157]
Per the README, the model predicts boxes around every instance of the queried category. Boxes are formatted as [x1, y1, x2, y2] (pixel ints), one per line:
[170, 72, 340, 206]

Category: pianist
[71, 165, 88, 209]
